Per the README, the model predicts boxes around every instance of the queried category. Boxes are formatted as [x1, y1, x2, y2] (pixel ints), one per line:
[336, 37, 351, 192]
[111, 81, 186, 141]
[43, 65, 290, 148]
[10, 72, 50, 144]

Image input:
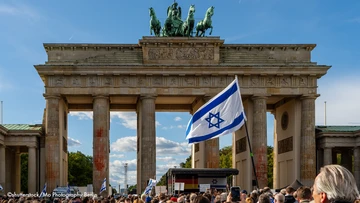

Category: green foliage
[220, 146, 232, 168]
[180, 156, 192, 168]
[157, 172, 167, 186]
[21, 154, 28, 193]
[128, 184, 137, 194]
[267, 146, 274, 188]
[68, 151, 93, 186]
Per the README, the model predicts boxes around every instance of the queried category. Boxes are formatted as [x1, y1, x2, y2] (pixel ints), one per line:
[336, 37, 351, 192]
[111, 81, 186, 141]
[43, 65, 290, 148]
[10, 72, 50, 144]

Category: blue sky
[1, 0, 360, 188]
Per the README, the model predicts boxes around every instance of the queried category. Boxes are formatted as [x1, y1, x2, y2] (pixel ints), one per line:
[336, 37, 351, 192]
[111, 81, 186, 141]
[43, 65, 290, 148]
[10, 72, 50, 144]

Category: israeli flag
[186, 77, 246, 144]
[0, 184, 3, 191]
[100, 178, 106, 194]
[39, 183, 47, 198]
[143, 178, 157, 195]
[66, 183, 71, 199]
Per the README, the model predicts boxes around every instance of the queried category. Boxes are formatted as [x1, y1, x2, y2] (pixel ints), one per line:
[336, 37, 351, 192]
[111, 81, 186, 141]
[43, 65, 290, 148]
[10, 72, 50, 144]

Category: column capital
[27, 145, 37, 149]
[43, 94, 61, 100]
[300, 94, 320, 100]
[92, 94, 109, 99]
[251, 95, 269, 100]
[139, 94, 157, 100]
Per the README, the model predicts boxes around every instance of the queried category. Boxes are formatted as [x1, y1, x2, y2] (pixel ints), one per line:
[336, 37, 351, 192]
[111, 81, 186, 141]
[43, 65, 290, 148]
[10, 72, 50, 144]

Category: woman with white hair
[312, 164, 359, 203]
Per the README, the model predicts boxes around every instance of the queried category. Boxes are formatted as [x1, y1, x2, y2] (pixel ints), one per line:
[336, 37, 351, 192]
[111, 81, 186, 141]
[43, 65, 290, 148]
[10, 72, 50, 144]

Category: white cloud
[156, 137, 191, 155]
[316, 77, 360, 125]
[69, 112, 93, 120]
[69, 111, 162, 130]
[110, 154, 125, 159]
[68, 137, 82, 147]
[111, 136, 137, 152]
[110, 136, 191, 155]
[109, 159, 137, 186]
[174, 117, 182, 121]
[157, 156, 177, 162]
[111, 112, 137, 130]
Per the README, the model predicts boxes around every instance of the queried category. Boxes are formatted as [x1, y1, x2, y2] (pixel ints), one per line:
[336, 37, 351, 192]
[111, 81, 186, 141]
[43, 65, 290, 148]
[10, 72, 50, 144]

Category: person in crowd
[312, 164, 359, 203]
[295, 187, 312, 203]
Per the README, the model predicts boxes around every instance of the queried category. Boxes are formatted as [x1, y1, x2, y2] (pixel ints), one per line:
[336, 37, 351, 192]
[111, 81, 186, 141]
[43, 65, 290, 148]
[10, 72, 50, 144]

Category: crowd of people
[0, 165, 359, 203]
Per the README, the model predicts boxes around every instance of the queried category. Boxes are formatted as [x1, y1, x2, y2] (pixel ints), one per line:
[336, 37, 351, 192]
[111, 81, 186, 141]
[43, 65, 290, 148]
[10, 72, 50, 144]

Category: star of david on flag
[185, 77, 246, 144]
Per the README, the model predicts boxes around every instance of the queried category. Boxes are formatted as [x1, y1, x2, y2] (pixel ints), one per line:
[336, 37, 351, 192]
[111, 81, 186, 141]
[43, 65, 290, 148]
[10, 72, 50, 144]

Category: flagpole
[244, 121, 259, 189]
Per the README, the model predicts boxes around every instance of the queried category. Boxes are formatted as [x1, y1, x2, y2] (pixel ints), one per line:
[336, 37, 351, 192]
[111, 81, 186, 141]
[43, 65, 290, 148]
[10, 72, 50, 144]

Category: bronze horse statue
[182, 5, 195, 37]
[149, 7, 161, 36]
[196, 6, 214, 37]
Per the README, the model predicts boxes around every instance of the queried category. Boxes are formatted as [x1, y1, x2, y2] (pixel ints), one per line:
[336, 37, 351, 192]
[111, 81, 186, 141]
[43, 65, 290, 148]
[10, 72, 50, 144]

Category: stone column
[44, 94, 61, 193]
[300, 96, 316, 186]
[15, 147, 21, 193]
[0, 145, 5, 193]
[137, 95, 156, 193]
[93, 95, 110, 197]
[203, 95, 220, 168]
[323, 147, 332, 166]
[354, 147, 360, 190]
[252, 96, 267, 188]
[28, 146, 37, 194]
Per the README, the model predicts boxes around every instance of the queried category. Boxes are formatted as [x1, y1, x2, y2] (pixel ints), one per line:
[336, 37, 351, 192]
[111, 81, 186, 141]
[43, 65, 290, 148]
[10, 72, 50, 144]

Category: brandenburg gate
[34, 35, 330, 194]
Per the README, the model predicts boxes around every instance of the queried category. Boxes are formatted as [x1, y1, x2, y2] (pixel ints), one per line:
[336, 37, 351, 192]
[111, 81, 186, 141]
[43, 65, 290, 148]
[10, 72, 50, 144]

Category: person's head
[214, 195, 221, 203]
[312, 164, 360, 203]
[177, 196, 185, 203]
[220, 193, 227, 203]
[245, 197, 253, 203]
[296, 186, 312, 201]
[190, 194, 197, 203]
[258, 194, 271, 203]
[193, 196, 210, 203]
[241, 190, 248, 201]
[286, 187, 295, 195]
[141, 195, 147, 202]
[274, 194, 285, 203]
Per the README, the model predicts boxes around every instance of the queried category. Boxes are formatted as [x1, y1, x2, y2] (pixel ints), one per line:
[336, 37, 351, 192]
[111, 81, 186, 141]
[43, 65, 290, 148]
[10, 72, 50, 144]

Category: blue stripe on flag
[187, 112, 245, 143]
[185, 82, 238, 136]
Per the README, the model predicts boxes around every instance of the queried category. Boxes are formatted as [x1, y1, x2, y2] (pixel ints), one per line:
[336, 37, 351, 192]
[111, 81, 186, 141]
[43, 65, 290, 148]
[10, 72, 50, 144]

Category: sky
[0, 0, 360, 189]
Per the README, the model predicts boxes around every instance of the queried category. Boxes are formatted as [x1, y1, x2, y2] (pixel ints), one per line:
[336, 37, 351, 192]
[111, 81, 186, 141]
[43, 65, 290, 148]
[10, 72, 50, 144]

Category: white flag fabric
[100, 178, 106, 194]
[143, 178, 157, 195]
[185, 77, 246, 144]
[39, 183, 47, 198]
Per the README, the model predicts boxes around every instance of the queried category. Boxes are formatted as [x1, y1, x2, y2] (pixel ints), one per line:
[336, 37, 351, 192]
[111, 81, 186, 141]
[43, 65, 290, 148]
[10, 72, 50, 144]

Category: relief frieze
[217, 76, 227, 86]
[103, 77, 113, 86]
[88, 76, 98, 87]
[183, 76, 196, 87]
[120, 76, 129, 86]
[47, 75, 315, 89]
[148, 47, 214, 60]
[72, 77, 81, 86]
[55, 76, 65, 86]
[200, 76, 211, 86]
[280, 77, 291, 87]
[152, 76, 163, 86]
[168, 77, 178, 86]
[299, 76, 307, 86]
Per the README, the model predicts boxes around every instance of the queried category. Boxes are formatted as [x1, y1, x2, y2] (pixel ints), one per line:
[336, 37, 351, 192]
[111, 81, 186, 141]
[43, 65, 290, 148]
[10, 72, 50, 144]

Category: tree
[179, 155, 191, 168]
[68, 151, 93, 186]
[220, 146, 232, 168]
[267, 146, 274, 188]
